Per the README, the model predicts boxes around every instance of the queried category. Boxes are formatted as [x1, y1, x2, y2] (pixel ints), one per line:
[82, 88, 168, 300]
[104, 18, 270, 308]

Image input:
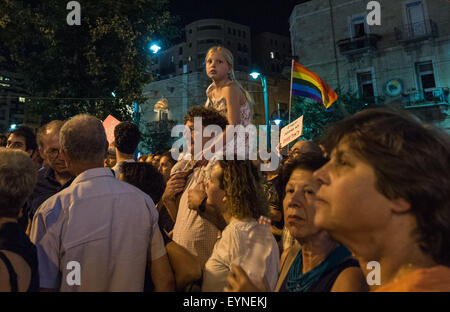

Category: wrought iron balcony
[337, 34, 382, 56]
[404, 87, 449, 108]
[394, 19, 438, 43]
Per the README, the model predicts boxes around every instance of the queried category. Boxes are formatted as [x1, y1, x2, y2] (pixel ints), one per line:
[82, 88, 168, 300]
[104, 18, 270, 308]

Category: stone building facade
[289, 0, 450, 131]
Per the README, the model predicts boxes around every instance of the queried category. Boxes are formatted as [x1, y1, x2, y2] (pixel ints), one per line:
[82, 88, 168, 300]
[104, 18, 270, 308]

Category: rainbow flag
[291, 60, 338, 109]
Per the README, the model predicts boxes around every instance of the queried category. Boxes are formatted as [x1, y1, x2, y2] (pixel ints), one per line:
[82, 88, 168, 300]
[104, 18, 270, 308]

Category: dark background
[168, 0, 306, 35]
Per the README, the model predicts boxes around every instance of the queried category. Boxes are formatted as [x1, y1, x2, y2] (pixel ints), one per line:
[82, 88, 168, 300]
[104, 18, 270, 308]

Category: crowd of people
[0, 46, 449, 292]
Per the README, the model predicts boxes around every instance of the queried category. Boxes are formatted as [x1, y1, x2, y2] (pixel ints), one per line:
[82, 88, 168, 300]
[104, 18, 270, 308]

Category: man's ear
[391, 198, 411, 214]
[60, 149, 70, 167]
[38, 146, 45, 160]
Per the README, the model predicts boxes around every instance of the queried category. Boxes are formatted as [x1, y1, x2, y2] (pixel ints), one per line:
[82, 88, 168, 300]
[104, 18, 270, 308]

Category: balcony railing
[337, 34, 382, 56]
[394, 19, 438, 43]
[404, 87, 449, 108]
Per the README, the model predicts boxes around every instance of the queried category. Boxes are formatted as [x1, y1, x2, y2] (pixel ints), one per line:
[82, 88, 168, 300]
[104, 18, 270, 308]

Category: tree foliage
[140, 119, 178, 154]
[289, 89, 374, 140]
[0, 0, 180, 123]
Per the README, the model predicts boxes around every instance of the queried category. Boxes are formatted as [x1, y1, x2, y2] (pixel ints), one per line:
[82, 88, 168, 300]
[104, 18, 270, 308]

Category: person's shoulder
[224, 220, 251, 240]
[222, 81, 241, 93]
[115, 179, 156, 206]
[331, 264, 368, 292]
[36, 188, 67, 215]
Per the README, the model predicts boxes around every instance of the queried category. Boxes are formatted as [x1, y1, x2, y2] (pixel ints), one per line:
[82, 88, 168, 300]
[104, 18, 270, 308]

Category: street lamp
[149, 43, 162, 54]
[134, 42, 163, 125]
[250, 70, 271, 149]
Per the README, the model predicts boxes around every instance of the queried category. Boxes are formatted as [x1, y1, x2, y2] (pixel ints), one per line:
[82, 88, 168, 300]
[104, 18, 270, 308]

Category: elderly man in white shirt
[30, 114, 174, 292]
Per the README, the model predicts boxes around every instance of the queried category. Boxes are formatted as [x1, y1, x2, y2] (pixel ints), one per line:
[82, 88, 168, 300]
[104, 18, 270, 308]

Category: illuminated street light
[250, 72, 261, 80]
[9, 123, 17, 130]
[274, 118, 282, 126]
[149, 43, 162, 54]
[250, 70, 271, 149]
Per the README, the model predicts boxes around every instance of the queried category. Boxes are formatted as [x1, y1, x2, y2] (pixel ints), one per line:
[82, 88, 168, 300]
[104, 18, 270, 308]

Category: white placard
[280, 116, 303, 148]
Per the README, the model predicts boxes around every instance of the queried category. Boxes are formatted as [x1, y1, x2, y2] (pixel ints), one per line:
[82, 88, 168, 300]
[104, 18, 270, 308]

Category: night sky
[169, 0, 305, 36]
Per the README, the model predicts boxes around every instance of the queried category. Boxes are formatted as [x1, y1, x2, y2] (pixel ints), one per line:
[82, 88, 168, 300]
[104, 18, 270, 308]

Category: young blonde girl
[205, 46, 253, 127]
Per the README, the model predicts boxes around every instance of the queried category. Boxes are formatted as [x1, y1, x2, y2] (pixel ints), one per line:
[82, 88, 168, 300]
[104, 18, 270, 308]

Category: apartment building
[289, 0, 450, 130]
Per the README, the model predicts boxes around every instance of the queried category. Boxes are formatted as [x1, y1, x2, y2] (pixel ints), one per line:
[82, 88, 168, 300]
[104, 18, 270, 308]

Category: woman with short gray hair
[0, 148, 39, 291]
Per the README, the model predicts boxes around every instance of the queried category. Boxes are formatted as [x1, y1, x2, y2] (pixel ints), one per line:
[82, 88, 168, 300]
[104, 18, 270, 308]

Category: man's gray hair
[36, 120, 65, 149]
[60, 114, 108, 163]
[0, 148, 37, 215]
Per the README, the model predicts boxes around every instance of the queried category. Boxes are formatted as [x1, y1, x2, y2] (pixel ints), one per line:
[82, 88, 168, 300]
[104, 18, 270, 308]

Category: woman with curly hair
[201, 159, 280, 292]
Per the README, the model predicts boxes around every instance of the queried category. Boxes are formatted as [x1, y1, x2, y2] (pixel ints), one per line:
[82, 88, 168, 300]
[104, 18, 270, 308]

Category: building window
[416, 61, 436, 100]
[351, 15, 367, 38]
[197, 25, 222, 31]
[189, 29, 192, 34]
[405, 1, 427, 37]
[170, 56, 174, 63]
[243, 32, 246, 38]
[243, 44, 248, 52]
[270, 52, 275, 59]
[189, 43, 192, 48]
[179, 60, 183, 68]
[198, 39, 216, 45]
[357, 71, 375, 103]
[188, 56, 192, 62]
[233, 29, 236, 36]
[238, 43, 242, 51]
[228, 28, 231, 34]
[238, 30, 241, 37]
[158, 111, 168, 121]
[179, 47, 183, 55]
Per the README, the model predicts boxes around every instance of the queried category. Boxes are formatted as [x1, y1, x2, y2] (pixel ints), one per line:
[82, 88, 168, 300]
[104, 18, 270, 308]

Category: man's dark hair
[321, 108, 450, 266]
[114, 122, 141, 155]
[121, 162, 165, 203]
[184, 106, 228, 130]
[8, 125, 37, 151]
[0, 134, 7, 147]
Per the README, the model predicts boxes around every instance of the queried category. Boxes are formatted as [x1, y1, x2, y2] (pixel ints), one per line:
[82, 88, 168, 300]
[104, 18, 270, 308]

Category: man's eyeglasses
[45, 148, 60, 159]
[6, 141, 25, 149]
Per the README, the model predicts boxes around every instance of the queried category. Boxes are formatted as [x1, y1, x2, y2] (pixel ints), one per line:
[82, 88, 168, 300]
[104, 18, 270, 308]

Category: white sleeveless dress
[205, 81, 254, 160]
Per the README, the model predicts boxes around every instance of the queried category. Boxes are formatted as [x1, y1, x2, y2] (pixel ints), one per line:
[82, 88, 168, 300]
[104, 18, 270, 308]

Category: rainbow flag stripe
[291, 60, 338, 109]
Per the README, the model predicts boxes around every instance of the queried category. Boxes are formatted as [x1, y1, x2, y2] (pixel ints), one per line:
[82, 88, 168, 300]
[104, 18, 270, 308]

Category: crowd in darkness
[0, 45, 449, 292]
[0, 106, 449, 292]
